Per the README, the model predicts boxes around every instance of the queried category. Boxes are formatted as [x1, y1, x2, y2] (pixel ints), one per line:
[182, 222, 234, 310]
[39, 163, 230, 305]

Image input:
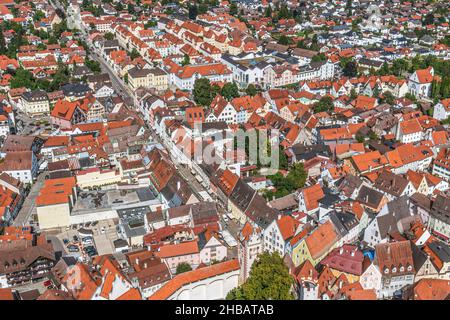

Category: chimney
[339, 247, 344, 255]
[278, 214, 282, 220]
[135, 258, 139, 265]
[177, 181, 181, 190]
[144, 262, 147, 269]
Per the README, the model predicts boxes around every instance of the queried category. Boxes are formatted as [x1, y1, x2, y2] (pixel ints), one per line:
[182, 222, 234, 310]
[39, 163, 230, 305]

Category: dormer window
[400, 266, 405, 272]
[392, 267, 397, 273]
[407, 265, 412, 271]
[384, 267, 389, 274]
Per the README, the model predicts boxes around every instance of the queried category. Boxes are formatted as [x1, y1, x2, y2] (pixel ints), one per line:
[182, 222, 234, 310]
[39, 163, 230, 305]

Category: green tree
[85, 59, 101, 73]
[33, 10, 45, 21]
[181, 54, 190, 66]
[380, 91, 395, 105]
[104, 32, 114, 41]
[277, 4, 291, 20]
[311, 53, 327, 63]
[115, 2, 124, 11]
[278, 34, 290, 45]
[245, 84, 257, 97]
[176, 262, 192, 275]
[188, 5, 198, 20]
[10, 68, 35, 89]
[313, 96, 334, 113]
[391, 58, 409, 77]
[226, 252, 294, 300]
[229, 2, 238, 16]
[263, 162, 307, 199]
[193, 78, 213, 106]
[264, 5, 272, 18]
[130, 48, 140, 59]
[342, 61, 358, 77]
[221, 82, 239, 101]
[423, 13, 434, 26]
[0, 27, 6, 55]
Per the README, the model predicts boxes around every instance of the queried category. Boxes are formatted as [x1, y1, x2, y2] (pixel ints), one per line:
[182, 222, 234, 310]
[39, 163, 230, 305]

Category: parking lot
[54, 219, 119, 258]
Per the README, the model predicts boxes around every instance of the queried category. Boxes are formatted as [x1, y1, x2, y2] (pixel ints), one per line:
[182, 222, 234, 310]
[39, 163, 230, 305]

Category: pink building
[156, 240, 200, 273]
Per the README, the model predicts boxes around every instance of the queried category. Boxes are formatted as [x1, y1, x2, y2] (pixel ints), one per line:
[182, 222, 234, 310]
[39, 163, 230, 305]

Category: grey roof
[428, 241, 450, 263]
[410, 242, 428, 271]
[377, 212, 398, 239]
[22, 90, 48, 102]
[387, 196, 412, 220]
[329, 211, 359, 238]
[61, 83, 92, 96]
[229, 179, 256, 212]
[374, 171, 409, 198]
[356, 186, 384, 210]
[430, 194, 450, 224]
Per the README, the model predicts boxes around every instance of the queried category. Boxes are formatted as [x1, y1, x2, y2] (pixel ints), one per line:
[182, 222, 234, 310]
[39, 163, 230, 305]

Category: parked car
[43, 280, 52, 287]
[73, 235, 79, 242]
[82, 239, 93, 246]
[62, 239, 69, 245]
[83, 246, 95, 253]
[67, 245, 79, 252]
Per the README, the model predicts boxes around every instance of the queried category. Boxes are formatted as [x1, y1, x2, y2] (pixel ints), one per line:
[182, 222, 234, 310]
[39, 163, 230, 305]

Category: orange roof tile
[306, 221, 339, 260]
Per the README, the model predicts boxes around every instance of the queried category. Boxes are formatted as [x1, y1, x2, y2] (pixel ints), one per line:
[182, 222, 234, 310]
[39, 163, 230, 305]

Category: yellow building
[35, 177, 76, 230]
[127, 67, 169, 91]
[21, 90, 50, 116]
[76, 168, 122, 190]
[294, 221, 339, 267]
[36, 202, 71, 230]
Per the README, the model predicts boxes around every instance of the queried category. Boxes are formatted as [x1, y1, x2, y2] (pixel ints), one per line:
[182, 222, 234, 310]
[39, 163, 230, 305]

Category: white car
[223, 215, 229, 222]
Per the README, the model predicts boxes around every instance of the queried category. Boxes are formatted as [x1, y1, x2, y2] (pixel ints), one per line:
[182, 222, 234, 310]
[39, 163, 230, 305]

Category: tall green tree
[313, 96, 334, 113]
[278, 35, 290, 45]
[193, 78, 213, 106]
[181, 54, 190, 66]
[227, 252, 294, 300]
[0, 27, 6, 55]
[342, 61, 358, 77]
[130, 48, 140, 59]
[188, 5, 198, 20]
[264, 5, 272, 18]
[221, 82, 239, 101]
[229, 2, 238, 16]
[245, 84, 257, 97]
[176, 262, 192, 274]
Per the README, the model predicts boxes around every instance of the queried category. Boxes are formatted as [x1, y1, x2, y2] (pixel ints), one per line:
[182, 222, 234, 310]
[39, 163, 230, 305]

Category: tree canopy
[313, 96, 334, 113]
[176, 262, 192, 275]
[245, 84, 258, 97]
[193, 78, 214, 106]
[263, 162, 307, 199]
[221, 82, 239, 101]
[226, 252, 294, 300]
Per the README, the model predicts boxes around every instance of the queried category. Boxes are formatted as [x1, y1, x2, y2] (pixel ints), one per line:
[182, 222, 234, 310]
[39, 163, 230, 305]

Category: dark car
[73, 235, 79, 242]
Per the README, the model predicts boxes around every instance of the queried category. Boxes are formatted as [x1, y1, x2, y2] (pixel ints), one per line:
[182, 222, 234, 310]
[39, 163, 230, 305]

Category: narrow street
[13, 173, 46, 227]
